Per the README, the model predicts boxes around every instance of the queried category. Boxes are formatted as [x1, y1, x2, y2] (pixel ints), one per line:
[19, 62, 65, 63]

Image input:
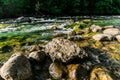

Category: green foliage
[0, 0, 31, 18]
[0, 0, 120, 17]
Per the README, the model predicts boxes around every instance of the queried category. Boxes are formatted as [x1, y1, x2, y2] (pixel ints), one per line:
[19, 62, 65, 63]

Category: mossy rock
[65, 23, 77, 29]
[90, 66, 113, 80]
[95, 41, 103, 48]
[0, 52, 12, 62]
[82, 32, 101, 38]
[0, 24, 11, 28]
[76, 40, 89, 47]
[54, 23, 61, 26]
[73, 23, 81, 34]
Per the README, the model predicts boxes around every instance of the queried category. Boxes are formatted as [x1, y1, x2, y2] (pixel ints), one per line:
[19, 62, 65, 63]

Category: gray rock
[15, 16, 32, 23]
[45, 37, 88, 63]
[103, 28, 120, 36]
[92, 34, 112, 41]
[28, 51, 46, 63]
[0, 53, 32, 80]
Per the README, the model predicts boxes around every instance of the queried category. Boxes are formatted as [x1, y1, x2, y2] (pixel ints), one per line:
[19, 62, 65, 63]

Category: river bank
[0, 16, 120, 80]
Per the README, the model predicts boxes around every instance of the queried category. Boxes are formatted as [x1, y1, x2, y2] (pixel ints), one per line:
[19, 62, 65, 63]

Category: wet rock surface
[45, 37, 88, 63]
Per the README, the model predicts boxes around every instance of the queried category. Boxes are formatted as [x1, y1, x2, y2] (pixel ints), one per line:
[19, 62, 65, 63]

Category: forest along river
[0, 18, 74, 62]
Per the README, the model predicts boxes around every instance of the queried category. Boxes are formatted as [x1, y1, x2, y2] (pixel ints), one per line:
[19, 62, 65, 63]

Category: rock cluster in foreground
[0, 38, 120, 80]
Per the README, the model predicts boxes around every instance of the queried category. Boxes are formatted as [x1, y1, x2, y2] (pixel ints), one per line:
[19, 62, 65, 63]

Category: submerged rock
[0, 53, 32, 80]
[90, 66, 113, 80]
[45, 37, 88, 63]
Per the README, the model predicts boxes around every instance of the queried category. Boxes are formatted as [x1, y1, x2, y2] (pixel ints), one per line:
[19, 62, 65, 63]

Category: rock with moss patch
[0, 53, 32, 80]
[90, 66, 113, 80]
[45, 37, 88, 63]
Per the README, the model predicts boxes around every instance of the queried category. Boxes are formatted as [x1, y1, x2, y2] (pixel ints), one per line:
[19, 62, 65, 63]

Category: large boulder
[45, 37, 88, 63]
[103, 28, 120, 36]
[0, 53, 32, 80]
[92, 34, 112, 41]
